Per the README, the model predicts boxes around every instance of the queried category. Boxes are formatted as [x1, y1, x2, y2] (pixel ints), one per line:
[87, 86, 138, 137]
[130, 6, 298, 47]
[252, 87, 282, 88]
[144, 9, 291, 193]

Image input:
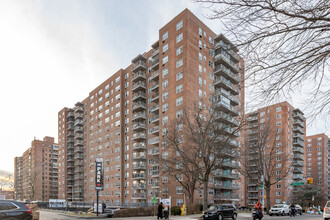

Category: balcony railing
[214, 76, 239, 95]
[214, 53, 239, 72]
[132, 173, 146, 179]
[132, 60, 146, 72]
[132, 143, 147, 150]
[214, 64, 239, 83]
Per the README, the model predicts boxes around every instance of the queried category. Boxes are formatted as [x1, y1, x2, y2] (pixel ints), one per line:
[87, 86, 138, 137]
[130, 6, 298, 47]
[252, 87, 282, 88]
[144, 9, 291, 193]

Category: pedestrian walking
[164, 204, 169, 219]
[157, 202, 164, 219]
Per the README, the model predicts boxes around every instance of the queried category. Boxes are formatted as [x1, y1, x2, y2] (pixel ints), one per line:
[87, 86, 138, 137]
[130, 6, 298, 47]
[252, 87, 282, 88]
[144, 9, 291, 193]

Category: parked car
[323, 201, 330, 220]
[269, 204, 290, 216]
[295, 205, 303, 215]
[0, 200, 32, 220]
[102, 208, 115, 218]
[203, 204, 237, 220]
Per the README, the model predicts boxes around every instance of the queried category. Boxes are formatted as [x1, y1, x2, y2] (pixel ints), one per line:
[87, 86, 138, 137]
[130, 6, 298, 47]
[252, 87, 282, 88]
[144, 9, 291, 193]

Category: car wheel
[282, 211, 285, 216]
[269, 214, 273, 216]
[218, 214, 223, 220]
[232, 213, 237, 220]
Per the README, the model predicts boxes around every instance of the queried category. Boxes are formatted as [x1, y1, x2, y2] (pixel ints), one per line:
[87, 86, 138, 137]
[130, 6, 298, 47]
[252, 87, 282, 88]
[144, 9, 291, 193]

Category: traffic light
[307, 178, 314, 184]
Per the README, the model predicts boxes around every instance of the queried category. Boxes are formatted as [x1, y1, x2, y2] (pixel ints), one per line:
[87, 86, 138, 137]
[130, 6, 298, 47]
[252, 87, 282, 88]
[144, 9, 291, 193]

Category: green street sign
[153, 197, 157, 204]
[258, 185, 264, 189]
[291, 182, 304, 186]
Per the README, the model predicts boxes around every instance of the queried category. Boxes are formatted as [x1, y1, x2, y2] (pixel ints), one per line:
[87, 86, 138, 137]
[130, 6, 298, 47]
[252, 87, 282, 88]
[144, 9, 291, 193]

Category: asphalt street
[39, 210, 324, 220]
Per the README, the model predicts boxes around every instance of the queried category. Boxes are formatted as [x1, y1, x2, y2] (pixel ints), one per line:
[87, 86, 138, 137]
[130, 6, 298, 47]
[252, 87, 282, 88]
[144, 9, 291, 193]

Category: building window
[176, 110, 183, 118]
[162, 91, 168, 101]
[162, 55, 168, 65]
[162, 31, 168, 41]
[176, 84, 183, 93]
[162, 80, 168, 90]
[176, 33, 183, 43]
[162, 43, 168, 53]
[176, 199, 183, 206]
[176, 71, 183, 81]
[176, 46, 183, 56]
[276, 107, 282, 112]
[176, 97, 183, 106]
[176, 58, 183, 68]
[162, 68, 168, 78]
[176, 20, 183, 30]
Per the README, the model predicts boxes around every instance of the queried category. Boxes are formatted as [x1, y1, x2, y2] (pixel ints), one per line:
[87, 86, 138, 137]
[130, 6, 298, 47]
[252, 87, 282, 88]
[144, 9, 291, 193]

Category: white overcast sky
[0, 0, 328, 173]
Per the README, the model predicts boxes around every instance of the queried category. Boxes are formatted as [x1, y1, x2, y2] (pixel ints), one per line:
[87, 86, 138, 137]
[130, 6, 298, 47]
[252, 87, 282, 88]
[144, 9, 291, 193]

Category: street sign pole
[95, 158, 104, 217]
[96, 190, 99, 216]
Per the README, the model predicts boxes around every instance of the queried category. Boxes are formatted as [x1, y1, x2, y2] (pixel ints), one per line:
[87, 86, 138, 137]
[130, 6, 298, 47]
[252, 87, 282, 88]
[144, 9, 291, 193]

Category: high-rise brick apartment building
[245, 102, 306, 207]
[14, 137, 59, 201]
[14, 156, 23, 200]
[58, 9, 244, 206]
[305, 134, 329, 204]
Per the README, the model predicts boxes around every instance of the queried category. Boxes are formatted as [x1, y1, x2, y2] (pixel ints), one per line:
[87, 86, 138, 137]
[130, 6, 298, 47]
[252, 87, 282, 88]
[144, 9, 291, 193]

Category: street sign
[291, 182, 304, 186]
[95, 158, 104, 191]
[153, 197, 157, 204]
[259, 185, 264, 189]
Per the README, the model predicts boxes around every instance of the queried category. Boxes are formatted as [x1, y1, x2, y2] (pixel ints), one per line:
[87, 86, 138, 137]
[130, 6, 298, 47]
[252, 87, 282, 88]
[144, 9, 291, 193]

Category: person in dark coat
[157, 202, 164, 219]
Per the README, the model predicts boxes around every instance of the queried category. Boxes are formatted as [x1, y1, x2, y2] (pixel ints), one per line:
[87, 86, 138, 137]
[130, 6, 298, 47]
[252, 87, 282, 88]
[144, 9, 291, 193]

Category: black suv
[203, 204, 237, 220]
[0, 200, 32, 220]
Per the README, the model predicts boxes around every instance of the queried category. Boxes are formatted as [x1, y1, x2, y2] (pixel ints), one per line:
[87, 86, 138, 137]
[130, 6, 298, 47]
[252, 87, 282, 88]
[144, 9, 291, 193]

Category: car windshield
[326, 202, 330, 207]
[208, 206, 218, 210]
[273, 205, 284, 208]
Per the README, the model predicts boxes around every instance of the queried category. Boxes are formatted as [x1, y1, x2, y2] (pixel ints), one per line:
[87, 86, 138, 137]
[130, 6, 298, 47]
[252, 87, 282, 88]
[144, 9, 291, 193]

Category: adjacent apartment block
[14, 137, 59, 201]
[245, 102, 306, 207]
[58, 9, 244, 206]
[305, 134, 329, 204]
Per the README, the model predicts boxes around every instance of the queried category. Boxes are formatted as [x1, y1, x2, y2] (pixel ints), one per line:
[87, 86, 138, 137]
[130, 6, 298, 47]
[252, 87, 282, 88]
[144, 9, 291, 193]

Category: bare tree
[162, 101, 241, 210]
[197, 0, 330, 118]
[295, 184, 328, 208]
[241, 116, 290, 212]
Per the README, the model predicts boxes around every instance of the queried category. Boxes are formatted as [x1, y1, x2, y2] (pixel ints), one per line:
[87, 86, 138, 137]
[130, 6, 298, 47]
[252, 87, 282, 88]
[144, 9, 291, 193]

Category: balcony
[132, 153, 146, 161]
[293, 119, 304, 128]
[293, 126, 304, 134]
[214, 101, 239, 117]
[74, 146, 84, 153]
[67, 111, 74, 118]
[132, 60, 147, 72]
[132, 162, 147, 170]
[74, 174, 84, 180]
[214, 182, 240, 190]
[74, 168, 84, 173]
[214, 112, 239, 127]
[151, 92, 159, 102]
[292, 161, 304, 167]
[67, 156, 74, 162]
[222, 160, 240, 169]
[214, 53, 239, 73]
[132, 122, 147, 131]
[149, 114, 159, 124]
[214, 41, 239, 62]
[293, 139, 304, 147]
[132, 143, 147, 151]
[148, 126, 159, 135]
[247, 123, 258, 128]
[151, 57, 159, 70]
[74, 113, 84, 119]
[150, 71, 159, 81]
[132, 193, 147, 199]
[132, 183, 147, 190]
[74, 106, 83, 113]
[293, 147, 304, 154]
[152, 171, 160, 178]
[132, 82, 146, 92]
[132, 102, 147, 111]
[292, 167, 304, 174]
[132, 173, 146, 179]
[67, 138, 74, 143]
[214, 64, 239, 84]
[150, 83, 159, 91]
[74, 120, 83, 126]
[214, 171, 240, 179]
[151, 148, 160, 156]
[132, 91, 146, 101]
[74, 154, 84, 160]
[74, 126, 83, 133]
[292, 111, 304, 121]
[151, 48, 159, 58]
[214, 76, 239, 95]
[132, 112, 146, 121]
[293, 174, 303, 180]
[132, 71, 146, 83]
[74, 140, 84, 146]
[74, 133, 84, 140]
[293, 134, 304, 141]
[67, 131, 74, 137]
[214, 193, 239, 201]
[148, 137, 159, 145]
[293, 154, 304, 161]
[215, 88, 240, 106]
[150, 104, 159, 113]
[132, 132, 146, 141]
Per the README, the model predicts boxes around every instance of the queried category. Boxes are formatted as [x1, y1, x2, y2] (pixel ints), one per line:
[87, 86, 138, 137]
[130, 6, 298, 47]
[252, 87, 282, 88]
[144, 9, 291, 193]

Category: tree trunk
[203, 181, 208, 211]
[266, 182, 271, 214]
